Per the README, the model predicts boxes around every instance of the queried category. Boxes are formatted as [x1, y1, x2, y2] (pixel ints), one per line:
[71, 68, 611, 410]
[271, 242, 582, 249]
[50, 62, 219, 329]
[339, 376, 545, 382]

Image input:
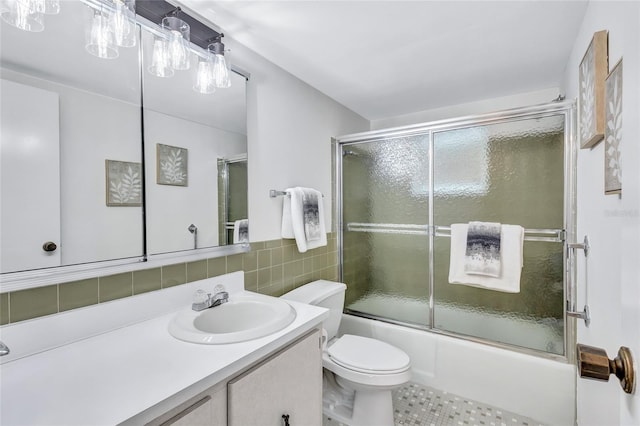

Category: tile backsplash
[0, 234, 338, 325]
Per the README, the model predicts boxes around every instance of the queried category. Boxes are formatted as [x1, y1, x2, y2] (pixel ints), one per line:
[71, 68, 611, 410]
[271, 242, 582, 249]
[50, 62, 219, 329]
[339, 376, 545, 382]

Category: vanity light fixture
[81, 0, 232, 93]
[147, 8, 192, 77]
[110, 0, 136, 48]
[193, 34, 232, 94]
[193, 50, 216, 94]
[86, 5, 119, 59]
[208, 34, 231, 89]
[161, 12, 190, 71]
[1, 0, 60, 32]
[85, 0, 137, 59]
[148, 33, 174, 77]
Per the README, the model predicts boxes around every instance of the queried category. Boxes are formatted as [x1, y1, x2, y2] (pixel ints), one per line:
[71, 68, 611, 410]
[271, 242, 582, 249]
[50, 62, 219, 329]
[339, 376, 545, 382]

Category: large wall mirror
[141, 26, 247, 256]
[0, 0, 248, 286]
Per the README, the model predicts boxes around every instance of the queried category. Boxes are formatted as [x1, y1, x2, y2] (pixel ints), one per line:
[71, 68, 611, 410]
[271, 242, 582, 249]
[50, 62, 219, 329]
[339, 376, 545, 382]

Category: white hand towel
[449, 223, 524, 293]
[281, 188, 295, 239]
[290, 187, 327, 253]
[233, 219, 249, 244]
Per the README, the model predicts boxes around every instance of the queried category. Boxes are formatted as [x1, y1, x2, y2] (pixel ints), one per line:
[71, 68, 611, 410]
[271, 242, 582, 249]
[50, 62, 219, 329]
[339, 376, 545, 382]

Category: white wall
[227, 42, 370, 242]
[370, 87, 560, 130]
[560, 2, 640, 426]
[144, 110, 246, 254]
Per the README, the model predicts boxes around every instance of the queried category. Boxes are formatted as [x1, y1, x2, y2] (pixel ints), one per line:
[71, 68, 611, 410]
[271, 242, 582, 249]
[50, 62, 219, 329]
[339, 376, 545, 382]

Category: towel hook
[270, 190, 288, 198]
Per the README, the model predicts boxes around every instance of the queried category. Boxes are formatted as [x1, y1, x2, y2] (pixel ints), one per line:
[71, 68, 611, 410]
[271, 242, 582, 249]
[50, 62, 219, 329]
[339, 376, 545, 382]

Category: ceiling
[178, 0, 589, 121]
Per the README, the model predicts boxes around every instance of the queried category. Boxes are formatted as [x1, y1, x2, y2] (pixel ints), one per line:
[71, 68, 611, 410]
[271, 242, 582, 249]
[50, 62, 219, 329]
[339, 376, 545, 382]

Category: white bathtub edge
[339, 313, 576, 426]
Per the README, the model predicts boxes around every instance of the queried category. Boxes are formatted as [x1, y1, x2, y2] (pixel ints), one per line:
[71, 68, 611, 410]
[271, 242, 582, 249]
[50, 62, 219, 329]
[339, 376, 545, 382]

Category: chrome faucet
[0, 341, 10, 356]
[192, 288, 229, 312]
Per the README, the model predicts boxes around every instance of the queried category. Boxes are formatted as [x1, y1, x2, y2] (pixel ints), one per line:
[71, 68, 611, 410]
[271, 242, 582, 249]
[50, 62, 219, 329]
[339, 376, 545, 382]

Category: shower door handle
[566, 236, 590, 326]
[576, 344, 636, 394]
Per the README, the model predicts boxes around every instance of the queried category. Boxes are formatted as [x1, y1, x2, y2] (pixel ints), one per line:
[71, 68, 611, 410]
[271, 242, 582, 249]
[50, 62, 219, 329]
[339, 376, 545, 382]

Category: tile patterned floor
[324, 382, 545, 426]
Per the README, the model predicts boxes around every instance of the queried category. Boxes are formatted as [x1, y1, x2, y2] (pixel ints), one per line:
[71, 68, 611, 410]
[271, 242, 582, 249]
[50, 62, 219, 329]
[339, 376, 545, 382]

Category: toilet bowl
[281, 280, 411, 426]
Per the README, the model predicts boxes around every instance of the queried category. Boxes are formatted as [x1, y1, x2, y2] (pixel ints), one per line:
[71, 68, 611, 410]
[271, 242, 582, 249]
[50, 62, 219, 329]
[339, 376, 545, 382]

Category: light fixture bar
[135, 0, 222, 50]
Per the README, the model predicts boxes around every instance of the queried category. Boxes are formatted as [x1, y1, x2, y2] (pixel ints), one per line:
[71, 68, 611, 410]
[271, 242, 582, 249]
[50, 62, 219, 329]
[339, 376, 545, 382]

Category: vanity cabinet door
[228, 329, 322, 426]
[147, 385, 226, 426]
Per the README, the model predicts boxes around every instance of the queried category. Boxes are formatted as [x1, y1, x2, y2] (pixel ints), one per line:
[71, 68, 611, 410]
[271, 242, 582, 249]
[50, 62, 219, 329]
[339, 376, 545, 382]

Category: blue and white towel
[464, 221, 502, 277]
[449, 222, 524, 293]
[233, 219, 249, 244]
[281, 187, 326, 253]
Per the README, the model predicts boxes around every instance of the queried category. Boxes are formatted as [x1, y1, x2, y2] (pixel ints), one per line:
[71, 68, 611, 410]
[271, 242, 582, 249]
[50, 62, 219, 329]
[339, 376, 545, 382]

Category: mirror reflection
[141, 26, 247, 255]
[0, 0, 248, 276]
[0, 1, 142, 273]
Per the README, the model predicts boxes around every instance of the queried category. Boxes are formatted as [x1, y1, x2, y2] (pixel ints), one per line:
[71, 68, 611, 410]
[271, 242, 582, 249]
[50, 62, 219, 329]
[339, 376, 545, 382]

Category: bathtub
[347, 294, 564, 355]
[339, 313, 576, 425]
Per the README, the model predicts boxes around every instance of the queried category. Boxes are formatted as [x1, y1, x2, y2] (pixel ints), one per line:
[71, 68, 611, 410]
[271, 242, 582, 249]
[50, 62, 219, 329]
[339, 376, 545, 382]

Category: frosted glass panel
[433, 114, 565, 355]
[433, 238, 564, 354]
[433, 115, 564, 228]
[342, 135, 430, 326]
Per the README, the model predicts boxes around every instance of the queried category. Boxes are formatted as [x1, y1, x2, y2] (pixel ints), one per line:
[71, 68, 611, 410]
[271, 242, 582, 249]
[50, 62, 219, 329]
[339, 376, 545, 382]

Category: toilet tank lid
[281, 280, 346, 304]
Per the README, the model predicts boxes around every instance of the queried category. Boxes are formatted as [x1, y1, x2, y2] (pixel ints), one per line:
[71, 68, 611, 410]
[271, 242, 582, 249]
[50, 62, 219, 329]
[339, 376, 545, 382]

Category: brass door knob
[42, 241, 57, 252]
[577, 344, 636, 394]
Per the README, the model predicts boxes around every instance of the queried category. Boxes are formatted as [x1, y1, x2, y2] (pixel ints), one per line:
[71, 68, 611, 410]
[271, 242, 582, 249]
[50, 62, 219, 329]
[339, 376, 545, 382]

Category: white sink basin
[168, 292, 297, 344]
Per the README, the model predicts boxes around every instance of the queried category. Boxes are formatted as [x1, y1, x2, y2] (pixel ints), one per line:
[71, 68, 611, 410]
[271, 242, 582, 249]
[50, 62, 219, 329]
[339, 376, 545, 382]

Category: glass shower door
[338, 103, 572, 357]
[341, 134, 431, 327]
[432, 115, 566, 354]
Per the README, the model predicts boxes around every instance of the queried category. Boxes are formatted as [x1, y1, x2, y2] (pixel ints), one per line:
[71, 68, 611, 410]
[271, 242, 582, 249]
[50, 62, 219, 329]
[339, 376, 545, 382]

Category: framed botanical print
[579, 30, 608, 149]
[105, 160, 142, 206]
[157, 143, 188, 186]
[604, 59, 623, 195]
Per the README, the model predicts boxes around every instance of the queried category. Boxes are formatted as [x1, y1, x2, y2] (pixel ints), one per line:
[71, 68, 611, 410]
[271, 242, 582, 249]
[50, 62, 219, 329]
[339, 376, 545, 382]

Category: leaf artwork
[578, 31, 607, 149]
[106, 160, 142, 206]
[604, 60, 622, 194]
[579, 48, 595, 144]
[157, 144, 188, 186]
[110, 166, 141, 203]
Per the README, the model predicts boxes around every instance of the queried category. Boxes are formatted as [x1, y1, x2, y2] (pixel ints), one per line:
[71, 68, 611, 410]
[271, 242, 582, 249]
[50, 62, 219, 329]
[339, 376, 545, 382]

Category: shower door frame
[218, 154, 248, 246]
[334, 101, 577, 362]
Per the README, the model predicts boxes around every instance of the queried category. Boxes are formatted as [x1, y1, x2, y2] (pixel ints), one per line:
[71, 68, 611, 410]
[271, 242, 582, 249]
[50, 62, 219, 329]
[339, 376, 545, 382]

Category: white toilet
[281, 280, 411, 426]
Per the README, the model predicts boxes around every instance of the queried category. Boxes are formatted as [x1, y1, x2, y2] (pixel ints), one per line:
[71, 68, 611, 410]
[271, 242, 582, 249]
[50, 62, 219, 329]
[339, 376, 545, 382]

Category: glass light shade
[212, 53, 231, 88]
[1, 0, 44, 32]
[148, 36, 174, 78]
[109, 0, 136, 48]
[193, 54, 216, 94]
[161, 16, 190, 71]
[86, 9, 118, 59]
[34, 0, 59, 15]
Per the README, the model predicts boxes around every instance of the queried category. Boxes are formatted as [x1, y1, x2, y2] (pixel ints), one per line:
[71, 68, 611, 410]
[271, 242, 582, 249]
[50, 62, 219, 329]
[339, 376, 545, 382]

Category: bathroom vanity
[0, 272, 328, 425]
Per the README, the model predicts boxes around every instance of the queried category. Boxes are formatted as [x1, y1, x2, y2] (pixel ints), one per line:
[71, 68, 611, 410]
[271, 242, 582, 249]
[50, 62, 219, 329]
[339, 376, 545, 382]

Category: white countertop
[0, 272, 329, 426]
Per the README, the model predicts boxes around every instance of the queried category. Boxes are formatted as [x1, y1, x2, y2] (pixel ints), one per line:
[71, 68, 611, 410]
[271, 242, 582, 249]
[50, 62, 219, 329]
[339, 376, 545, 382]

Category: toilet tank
[281, 280, 346, 339]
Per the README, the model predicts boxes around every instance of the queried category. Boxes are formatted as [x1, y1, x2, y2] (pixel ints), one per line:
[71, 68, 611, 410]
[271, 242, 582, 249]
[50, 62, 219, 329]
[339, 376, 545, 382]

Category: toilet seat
[327, 334, 410, 374]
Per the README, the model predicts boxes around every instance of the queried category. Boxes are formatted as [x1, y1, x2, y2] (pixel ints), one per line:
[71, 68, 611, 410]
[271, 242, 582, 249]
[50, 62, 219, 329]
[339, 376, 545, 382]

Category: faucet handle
[213, 284, 226, 294]
[193, 289, 209, 304]
[192, 289, 211, 311]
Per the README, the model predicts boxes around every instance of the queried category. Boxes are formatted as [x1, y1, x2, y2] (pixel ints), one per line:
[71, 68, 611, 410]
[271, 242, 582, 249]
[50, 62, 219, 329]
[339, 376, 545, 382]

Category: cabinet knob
[577, 344, 636, 394]
[42, 241, 57, 252]
[282, 414, 290, 426]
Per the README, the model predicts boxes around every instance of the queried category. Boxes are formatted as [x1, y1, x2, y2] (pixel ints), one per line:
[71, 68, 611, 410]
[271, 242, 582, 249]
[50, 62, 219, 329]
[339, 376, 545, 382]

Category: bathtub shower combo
[335, 102, 577, 359]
